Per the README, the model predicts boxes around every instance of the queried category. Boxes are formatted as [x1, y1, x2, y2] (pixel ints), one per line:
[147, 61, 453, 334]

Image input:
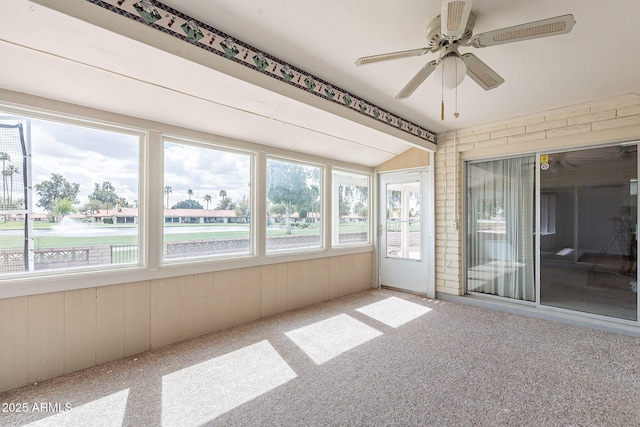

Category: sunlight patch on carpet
[161, 340, 297, 427]
[285, 313, 382, 365]
[24, 389, 129, 427]
[356, 296, 431, 328]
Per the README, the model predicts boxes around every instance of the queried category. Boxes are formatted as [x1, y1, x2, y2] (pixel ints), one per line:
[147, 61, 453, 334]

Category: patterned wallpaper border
[86, 0, 437, 143]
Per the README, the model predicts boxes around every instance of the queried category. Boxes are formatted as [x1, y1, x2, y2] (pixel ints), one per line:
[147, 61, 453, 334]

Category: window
[163, 139, 252, 261]
[0, 112, 140, 276]
[332, 169, 370, 246]
[266, 158, 322, 252]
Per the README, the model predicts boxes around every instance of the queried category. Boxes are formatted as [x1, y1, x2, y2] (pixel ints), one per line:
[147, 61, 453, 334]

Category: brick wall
[435, 93, 640, 296]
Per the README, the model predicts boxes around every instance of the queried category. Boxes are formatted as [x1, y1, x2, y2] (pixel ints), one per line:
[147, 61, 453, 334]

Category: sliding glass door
[539, 146, 637, 321]
[465, 144, 638, 322]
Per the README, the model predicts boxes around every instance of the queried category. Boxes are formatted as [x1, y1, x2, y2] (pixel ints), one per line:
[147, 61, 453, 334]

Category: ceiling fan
[355, 0, 576, 99]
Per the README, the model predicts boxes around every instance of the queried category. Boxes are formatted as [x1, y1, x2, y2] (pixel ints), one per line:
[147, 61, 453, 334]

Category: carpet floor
[1, 288, 639, 426]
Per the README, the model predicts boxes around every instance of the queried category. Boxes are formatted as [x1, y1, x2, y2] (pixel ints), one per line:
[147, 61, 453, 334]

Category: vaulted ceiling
[2, 0, 640, 167]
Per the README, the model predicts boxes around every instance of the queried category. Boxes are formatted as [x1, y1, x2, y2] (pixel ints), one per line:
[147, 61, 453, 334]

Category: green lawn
[0, 222, 369, 249]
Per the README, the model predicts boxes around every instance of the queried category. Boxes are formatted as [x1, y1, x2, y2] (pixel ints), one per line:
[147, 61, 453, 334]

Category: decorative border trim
[85, 0, 437, 143]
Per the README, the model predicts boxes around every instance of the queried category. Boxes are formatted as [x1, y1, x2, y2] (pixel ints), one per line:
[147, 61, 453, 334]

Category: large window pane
[332, 170, 370, 246]
[540, 146, 637, 321]
[0, 113, 140, 276]
[163, 140, 252, 261]
[466, 156, 535, 301]
[266, 158, 322, 252]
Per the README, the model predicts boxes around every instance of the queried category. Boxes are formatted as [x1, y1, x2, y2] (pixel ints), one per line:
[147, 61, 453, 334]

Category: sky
[1, 115, 251, 213]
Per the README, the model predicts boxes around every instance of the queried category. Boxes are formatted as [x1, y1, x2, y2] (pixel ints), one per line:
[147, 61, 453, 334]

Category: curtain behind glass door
[466, 156, 535, 301]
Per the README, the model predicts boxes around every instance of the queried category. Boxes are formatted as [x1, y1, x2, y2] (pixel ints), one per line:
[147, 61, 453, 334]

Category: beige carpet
[1, 288, 639, 426]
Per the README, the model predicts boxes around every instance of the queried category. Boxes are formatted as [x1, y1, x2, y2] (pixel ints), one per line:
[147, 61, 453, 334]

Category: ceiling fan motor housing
[425, 12, 476, 49]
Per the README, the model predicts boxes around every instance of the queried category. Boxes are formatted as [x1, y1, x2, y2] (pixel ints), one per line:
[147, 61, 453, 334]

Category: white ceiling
[2, 0, 640, 167]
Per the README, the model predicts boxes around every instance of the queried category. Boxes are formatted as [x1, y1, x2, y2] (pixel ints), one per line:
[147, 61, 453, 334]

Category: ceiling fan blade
[355, 48, 430, 66]
[441, 0, 474, 39]
[471, 14, 576, 48]
[460, 53, 504, 90]
[396, 60, 438, 99]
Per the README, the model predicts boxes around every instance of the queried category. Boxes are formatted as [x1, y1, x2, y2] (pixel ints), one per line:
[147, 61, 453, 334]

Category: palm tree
[5, 165, 19, 207]
[219, 190, 227, 208]
[164, 185, 172, 209]
[203, 194, 211, 209]
[187, 189, 193, 200]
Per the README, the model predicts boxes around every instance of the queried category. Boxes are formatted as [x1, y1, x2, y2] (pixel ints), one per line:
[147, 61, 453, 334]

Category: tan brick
[508, 131, 546, 145]
[618, 104, 640, 118]
[567, 110, 616, 126]
[546, 124, 592, 138]
[592, 115, 640, 131]
[474, 123, 507, 134]
[490, 126, 526, 139]
[590, 94, 640, 113]
[506, 115, 545, 128]
[459, 132, 490, 144]
[526, 118, 568, 133]
[545, 106, 591, 121]
[475, 137, 508, 149]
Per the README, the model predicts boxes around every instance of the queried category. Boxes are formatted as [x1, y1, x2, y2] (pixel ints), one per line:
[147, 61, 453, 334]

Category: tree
[164, 186, 172, 209]
[53, 197, 75, 218]
[267, 161, 315, 234]
[34, 173, 80, 218]
[203, 194, 212, 209]
[217, 189, 236, 210]
[5, 165, 20, 206]
[235, 195, 250, 221]
[187, 189, 193, 200]
[171, 199, 203, 209]
[88, 181, 119, 213]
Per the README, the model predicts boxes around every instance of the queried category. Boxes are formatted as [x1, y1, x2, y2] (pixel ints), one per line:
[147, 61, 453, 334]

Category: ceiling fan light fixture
[441, 55, 466, 89]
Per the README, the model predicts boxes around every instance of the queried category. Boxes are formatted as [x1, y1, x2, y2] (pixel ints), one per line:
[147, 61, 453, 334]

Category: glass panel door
[539, 145, 638, 321]
[385, 181, 420, 260]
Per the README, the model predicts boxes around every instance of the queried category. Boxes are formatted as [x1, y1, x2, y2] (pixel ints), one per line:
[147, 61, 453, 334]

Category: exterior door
[379, 169, 434, 297]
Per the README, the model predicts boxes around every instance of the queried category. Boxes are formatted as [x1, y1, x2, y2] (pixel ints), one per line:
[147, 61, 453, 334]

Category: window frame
[0, 105, 146, 281]
[160, 135, 257, 264]
[0, 97, 374, 299]
[264, 155, 325, 255]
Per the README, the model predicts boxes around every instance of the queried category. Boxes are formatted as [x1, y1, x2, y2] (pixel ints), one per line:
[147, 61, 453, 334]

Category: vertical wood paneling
[229, 268, 248, 327]
[173, 275, 194, 344]
[260, 264, 276, 318]
[273, 263, 289, 314]
[124, 281, 150, 357]
[97, 284, 125, 365]
[193, 272, 214, 337]
[1, 252, 375, 394]
[64, 288, 97, 374]
[299, 259, 316, 307]
[245, 266, 261, 324]
[0, 297, 28, 392]
[317, 257, 331, 303]
[28, 292, 64, 384]
[150, 277, 174, 349]
[329, 256, 345, 299]
[212, 270, 231, 331]
[286, 262, 301, 310]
